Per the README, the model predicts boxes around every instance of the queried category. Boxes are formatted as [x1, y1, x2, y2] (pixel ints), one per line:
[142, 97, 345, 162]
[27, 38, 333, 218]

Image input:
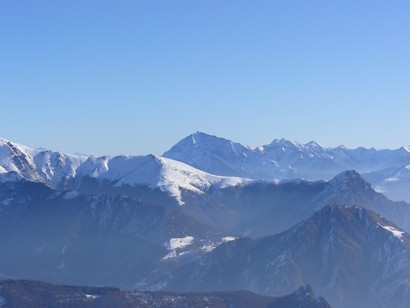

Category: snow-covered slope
[0, 178, 228, 288]
[0, 138, 87, 187]
[163, 132, 410, 201]
[0, 138, 249, 205]
[2, 135, 410, 203]
[74, 154, 249, 205]
[163, 132, 277, 179]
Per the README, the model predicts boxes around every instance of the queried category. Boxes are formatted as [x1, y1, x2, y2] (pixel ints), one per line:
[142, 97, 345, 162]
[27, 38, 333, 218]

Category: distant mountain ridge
[2, 133, 410, 203]
[163, 132, 410, 201]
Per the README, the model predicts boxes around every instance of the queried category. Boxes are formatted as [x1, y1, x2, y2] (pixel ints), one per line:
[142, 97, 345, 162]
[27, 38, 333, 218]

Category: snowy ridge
[0, 138, 250, 205]
[0, 138, 87, 186]
[77, 154, 250, 205]
[157, 157, 250, 204]
[3, 134, 410, 203]
[164, 132, 410, 202]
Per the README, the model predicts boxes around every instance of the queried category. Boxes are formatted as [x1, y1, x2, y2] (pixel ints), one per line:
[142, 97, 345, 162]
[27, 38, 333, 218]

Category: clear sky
[1, 1, 409, 156]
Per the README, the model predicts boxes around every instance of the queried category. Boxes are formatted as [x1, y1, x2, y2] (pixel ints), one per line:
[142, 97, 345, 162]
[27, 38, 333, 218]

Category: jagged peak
[304, 140, 323, 149]
[268, 138, 302, 148]
[0, 138, 86, 161]
[0, 138, 32, 153]
[328, 170, 368, 186]
[0, 137, 12, 144]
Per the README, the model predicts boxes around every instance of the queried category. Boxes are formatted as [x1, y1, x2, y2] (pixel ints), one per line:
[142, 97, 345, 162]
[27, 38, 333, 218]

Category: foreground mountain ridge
[0, 279, 330, 308]
[160, 205, 410, 308]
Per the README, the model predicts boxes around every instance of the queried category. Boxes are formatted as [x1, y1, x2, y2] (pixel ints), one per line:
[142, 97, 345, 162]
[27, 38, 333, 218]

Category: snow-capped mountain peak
[268, 138, 303, 149]
[0, 138, 41, 181]
[163, 132, 272, 179]
[164, 132, 410, 202]
[304, 140, 323, 149]
[0, 138, 87, 187]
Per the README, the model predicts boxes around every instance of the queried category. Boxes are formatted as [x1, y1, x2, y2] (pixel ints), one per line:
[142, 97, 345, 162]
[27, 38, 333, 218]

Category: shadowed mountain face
[0, 280, 330, 308]
[176, 170, 410, 237]
[63, 169, 410, 238]
[3, 167, 410, 239]
[0, 177, 228, 288]
[2, 169, 410, 296]
[160, 206, 410, 308]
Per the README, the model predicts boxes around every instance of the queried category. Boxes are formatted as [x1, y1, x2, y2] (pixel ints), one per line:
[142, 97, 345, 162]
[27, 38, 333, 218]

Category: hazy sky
[1, 1, 409, 156]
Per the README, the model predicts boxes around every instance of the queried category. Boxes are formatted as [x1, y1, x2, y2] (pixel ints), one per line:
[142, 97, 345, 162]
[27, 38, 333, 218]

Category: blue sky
[1, 1, 409, 155]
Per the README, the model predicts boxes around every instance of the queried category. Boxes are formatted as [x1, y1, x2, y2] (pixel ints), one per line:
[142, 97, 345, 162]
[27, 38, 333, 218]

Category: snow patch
[85, 294, 100, 300]
[201, 244, 217, 252]
[162, 236, 194, 260]
[169, 236, 194, 250]
[378, 223, 405, 239]
[201, 237, 236, 252]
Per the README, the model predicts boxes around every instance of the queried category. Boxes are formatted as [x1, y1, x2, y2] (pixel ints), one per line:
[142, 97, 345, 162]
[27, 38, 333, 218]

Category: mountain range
[164, 132, 410, 202]
[2, 133, 409, 202]
[1, 133, 410, 307]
